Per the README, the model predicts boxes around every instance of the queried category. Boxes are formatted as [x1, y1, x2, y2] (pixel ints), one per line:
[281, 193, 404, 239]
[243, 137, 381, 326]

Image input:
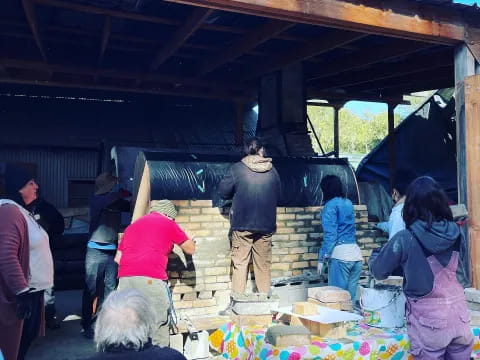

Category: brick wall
[168, 200, 387, 318]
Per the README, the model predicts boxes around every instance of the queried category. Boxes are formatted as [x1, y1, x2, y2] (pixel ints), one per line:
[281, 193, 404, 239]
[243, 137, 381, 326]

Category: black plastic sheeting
[356, 89, 457, 202]
[133, 151, 360, 207]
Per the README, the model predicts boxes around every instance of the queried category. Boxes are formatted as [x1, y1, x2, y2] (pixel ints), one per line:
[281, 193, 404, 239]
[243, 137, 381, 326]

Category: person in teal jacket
[318, 175, 362, 300]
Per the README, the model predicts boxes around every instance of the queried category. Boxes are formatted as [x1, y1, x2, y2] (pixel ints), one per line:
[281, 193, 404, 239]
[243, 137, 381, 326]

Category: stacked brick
[169, 200, 387, 317]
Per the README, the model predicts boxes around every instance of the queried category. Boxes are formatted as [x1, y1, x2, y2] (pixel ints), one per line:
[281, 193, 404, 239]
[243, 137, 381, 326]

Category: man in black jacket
[218, 137, 281, 312]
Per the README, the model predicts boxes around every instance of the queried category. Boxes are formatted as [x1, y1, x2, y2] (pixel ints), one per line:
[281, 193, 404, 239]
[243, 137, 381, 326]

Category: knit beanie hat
[149, 199, 178, 220]
[5, 163, 34, 205]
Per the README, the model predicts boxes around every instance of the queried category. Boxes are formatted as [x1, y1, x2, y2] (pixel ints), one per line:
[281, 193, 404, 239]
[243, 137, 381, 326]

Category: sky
[344, 100, 413, 119]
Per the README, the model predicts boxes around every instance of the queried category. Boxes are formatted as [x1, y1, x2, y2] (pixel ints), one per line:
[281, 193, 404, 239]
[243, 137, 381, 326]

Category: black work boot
[45, 303, 61, 329]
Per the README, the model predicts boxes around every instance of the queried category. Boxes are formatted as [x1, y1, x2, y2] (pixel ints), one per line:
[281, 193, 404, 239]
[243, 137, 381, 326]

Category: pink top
[118, 213, 188, 280]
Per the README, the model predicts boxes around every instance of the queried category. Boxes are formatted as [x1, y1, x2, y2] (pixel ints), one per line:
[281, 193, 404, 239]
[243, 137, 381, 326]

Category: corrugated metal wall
[0, 148, 98, 208]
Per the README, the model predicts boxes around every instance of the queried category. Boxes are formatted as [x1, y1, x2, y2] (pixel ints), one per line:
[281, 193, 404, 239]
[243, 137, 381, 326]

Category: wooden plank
[388, 103, 396, 192]
[149, 7, 213, 70]
[315, 50, 453, 90]
[197, 20, 293, 76]
[98, 16, 111, 66]
[308, 41, 432, 81]
[333, 105, 340, 157]
[243, 30, 366, 81]
[455, 45, 476, 207]
[0, 58, 252, 92]
[0, 77, 253, 101]
[22, 0, 47, 62]
[160, 0, 470, 44]
[465, 74, 480, 288]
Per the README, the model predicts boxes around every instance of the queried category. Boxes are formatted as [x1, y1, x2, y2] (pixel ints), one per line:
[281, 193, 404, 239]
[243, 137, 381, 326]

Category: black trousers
[17, 290, 44, 360]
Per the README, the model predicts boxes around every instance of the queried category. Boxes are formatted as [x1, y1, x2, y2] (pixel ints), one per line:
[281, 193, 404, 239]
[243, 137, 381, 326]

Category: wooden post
[455, 44, 476, 206]
[465, 74, 480, 288]
[455, 43, 477, 286]
[333, 105, 340, 157]
[387, 103, 396, 192]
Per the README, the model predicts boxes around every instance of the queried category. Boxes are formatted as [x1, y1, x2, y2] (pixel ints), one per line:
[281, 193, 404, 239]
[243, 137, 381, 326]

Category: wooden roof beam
[307, 41, 433, 81]
[22, 0, 47, 62]
[197, 20, 293, 76]
[160, 0, 477, 44]
[242, 30, 366, 81]
[149, 7, 213, 71]
[307, 90, 406, 104]
[0, 58, 252, 92]
[0, 77, 253, 101]
[98, 16, 111, 66]
[346, 68, 453, 93]
[315, 50, 453, 90]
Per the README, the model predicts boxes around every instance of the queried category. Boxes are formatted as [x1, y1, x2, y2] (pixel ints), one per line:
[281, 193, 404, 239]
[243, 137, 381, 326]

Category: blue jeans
[328, 258, 362, 300]
[81, 247, 117, 330]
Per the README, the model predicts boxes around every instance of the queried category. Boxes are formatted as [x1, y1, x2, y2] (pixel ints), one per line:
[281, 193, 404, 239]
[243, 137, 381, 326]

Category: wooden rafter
[29, 0, 304, 41]
[0, 77, 253, 101]
[242, 30, 366, 81]
[21, 0, 47, 62]
[197, 20, 293, 76]
[346, 68, 453, 93]
[98, 16, 111, 66]
[316, 50, 453, 90]
[159, 0, 476, 44]
[307, 41, 433, 81]
[0, 58, 252, 92]
[149, 7, 213, 71]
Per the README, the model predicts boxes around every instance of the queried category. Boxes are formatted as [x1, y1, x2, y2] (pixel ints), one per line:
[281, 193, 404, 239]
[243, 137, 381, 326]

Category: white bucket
[360, 284, 406, 328]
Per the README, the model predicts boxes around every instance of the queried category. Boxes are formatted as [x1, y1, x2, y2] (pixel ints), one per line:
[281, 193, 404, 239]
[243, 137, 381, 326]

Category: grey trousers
[117, 276, 171, 347]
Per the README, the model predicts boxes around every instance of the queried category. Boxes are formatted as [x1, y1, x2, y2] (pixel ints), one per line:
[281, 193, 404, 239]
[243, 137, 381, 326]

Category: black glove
[16, 291, 34, 319]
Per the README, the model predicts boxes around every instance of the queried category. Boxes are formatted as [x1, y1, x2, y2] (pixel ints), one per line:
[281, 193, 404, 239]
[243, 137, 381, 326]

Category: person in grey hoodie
[369, 176, 472, 359]
[218, 137, 281, 314]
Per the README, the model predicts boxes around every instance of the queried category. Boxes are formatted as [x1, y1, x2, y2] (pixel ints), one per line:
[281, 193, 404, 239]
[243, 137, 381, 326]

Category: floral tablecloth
[209, 322, 480, 360]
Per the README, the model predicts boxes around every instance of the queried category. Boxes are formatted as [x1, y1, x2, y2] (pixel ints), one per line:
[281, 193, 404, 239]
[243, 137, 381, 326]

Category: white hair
[94, 289, 157, 352]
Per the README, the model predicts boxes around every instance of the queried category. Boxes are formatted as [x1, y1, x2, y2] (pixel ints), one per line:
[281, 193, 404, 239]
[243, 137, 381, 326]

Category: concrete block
[201, 207, 222, 215]
[286, 221, 305, 227]
[277, 227, 295, 234]
[204, 276, 217, 283]
[179, 208, 201, 215]
[289, 247, 309, 254]
[175, 301, 193, 309]
[272, 263, 291, 271]
[293, 301, 318, 315]
[468, 301, 480, 311]
[200, 222, 225, 229]
[290, 234, 308, 241]
[470, 310, 480, 326]
[277, 207, 286, 214]
[190, 215, 213, 222]
[179, 222, 202, 230]
[308, 233, 322, 239]
[302, 253, 318, 260]
[272, 234, 290, 241]
[297, 227, 315, 233]
[182, 292, 197, 301]
[304, 206, 322, 213]
[193, 299, 216, 307]
[205, 283, 229, 291]
[465, 288, 480, 303]
[190, 200, 213, 207]
[277, 214, 296, 220]
[205, 267, 229, 276]
[198, 291, 213, 299]
[272, 248, 289, 255]
[296, 214, 314, 220]
[172, 200, 190, 207]
[285, 207, 305, 213]
[292, 261, 309, 269]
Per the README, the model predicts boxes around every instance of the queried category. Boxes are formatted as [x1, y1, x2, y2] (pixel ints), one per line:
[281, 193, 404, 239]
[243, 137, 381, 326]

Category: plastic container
[360, 284, 406, 328]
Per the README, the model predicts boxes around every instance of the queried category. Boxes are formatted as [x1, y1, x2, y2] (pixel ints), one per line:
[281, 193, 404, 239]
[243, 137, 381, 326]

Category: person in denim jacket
[318, 175, 362, 300]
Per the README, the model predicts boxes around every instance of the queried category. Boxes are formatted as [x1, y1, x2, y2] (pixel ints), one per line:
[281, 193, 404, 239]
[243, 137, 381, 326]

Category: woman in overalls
[369, 176, 472, 359]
